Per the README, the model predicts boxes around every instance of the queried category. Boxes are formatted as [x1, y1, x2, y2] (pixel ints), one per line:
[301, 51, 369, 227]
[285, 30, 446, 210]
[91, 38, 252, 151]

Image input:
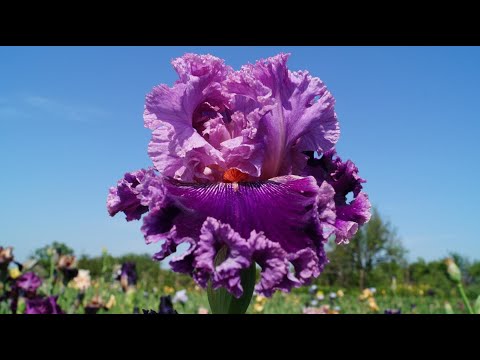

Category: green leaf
[207, 246, 256, 314]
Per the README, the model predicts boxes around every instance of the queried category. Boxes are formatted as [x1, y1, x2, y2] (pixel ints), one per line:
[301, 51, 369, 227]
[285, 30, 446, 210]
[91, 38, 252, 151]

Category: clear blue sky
[1, 46, 479, 263]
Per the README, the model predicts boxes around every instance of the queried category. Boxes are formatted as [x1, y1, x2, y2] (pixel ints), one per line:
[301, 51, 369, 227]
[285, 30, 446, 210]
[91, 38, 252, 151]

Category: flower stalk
[207, 246, 256, 314]
[457, 283, 474, 314]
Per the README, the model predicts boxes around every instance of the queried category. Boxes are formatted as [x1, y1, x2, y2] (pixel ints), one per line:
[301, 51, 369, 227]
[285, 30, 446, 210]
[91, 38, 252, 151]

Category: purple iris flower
[25, 296, 64, 314]
[107, 53, 371, 298]
[15, 272, 42, 297]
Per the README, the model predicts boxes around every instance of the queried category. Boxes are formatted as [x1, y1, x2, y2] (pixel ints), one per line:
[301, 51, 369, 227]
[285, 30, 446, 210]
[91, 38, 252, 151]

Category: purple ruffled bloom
[15, 272, 42, 296]
[25, 296, 64, 314]
[107, 53, 371, 298]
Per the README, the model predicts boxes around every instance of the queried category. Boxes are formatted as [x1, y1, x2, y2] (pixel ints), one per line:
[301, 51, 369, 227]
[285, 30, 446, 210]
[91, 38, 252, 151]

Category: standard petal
[225, 53, 339, 179]
[148, 122, 226, 182]
[144, 54, 230, 131]
[145, 54, 231, 182]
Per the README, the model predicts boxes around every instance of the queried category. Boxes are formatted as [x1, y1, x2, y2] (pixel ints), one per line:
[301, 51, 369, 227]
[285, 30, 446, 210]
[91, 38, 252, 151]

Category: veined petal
[164, 175, 332, 255]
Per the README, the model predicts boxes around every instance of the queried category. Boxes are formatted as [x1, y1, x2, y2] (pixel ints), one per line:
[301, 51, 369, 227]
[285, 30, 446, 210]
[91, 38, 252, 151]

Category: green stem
[207, 246, 256, 314]
[457, 283, 474, 314]
[49, 253, 55, 295]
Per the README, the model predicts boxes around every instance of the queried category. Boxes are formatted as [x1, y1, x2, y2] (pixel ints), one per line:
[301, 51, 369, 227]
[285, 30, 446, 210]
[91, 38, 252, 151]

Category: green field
[4, 273, 468, 315]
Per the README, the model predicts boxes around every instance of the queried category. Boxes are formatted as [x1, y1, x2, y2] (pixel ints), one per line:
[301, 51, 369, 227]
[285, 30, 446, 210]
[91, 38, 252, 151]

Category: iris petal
[304, 150, 372, 244]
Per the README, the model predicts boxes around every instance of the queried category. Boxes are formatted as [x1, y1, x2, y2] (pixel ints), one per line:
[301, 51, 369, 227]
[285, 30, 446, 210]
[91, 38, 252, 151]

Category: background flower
[25, 296, 63, 314]
[71, 270, 91, 292]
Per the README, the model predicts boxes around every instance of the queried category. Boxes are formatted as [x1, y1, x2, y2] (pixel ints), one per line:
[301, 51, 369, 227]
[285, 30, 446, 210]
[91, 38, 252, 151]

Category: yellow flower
[359, 288, 373, 301]
[253, 303, 264, 313]
[163, 286, 175, 295]
[381, 289, 386, 296]
[9, 267, 21, 279]
[336, 289, 344, 298]
[105, 295, 116, 310]
[418, 289, 424, 296]
[255, 295, 267, 305]
[368, 297, 379, 312]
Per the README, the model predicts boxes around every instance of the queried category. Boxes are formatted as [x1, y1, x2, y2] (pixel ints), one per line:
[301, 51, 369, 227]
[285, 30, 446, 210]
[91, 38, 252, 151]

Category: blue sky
[1, 46, 479, 263]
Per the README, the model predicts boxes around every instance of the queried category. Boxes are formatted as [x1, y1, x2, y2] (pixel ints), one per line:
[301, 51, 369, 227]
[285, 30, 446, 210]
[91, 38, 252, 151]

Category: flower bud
[445, 258, 461, 283]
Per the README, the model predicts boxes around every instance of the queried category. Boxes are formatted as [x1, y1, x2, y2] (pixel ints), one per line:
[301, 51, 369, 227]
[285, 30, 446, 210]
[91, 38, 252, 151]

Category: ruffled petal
[107, 168, 157, 221]
[335, 192, 371, 243]
[144, 54, 230, 131]
[148, 123, 225, 182]
[169, 238, 197, 274]
[145, 54, 231, 182]
[287, 248, 321, 284]
[304, 150, 371, 243]
[193, 217, 251, 298]
[247, 231, 299, 297]
[225, 53, 339, 179]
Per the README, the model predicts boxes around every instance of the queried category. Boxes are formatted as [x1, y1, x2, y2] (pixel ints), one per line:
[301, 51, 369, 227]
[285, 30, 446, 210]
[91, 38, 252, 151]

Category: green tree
[32, 241, 75, 272]
[323, 208, 407, 289]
